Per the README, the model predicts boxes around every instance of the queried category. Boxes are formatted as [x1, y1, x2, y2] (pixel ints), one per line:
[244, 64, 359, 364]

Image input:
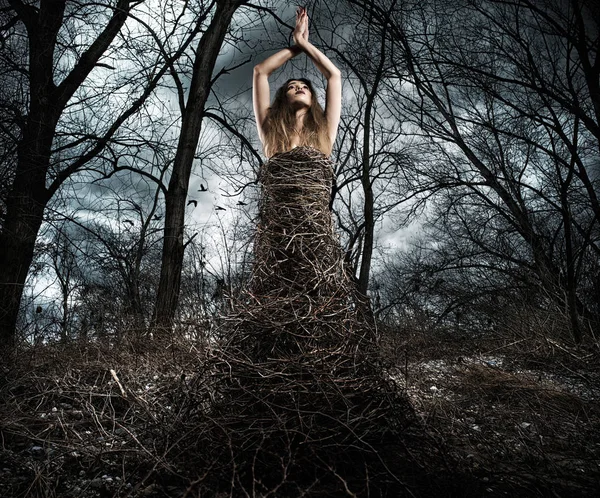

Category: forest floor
[1, 327, 599, 497]
[383, 327, 600, 496]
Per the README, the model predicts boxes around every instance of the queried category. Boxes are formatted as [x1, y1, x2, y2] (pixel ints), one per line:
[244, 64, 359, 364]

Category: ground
[1, 328, 599, 497]
[384, 327, 600, 496]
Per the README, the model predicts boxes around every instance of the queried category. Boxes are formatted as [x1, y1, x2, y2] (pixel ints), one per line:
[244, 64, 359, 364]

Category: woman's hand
[292, 6, 309, 47]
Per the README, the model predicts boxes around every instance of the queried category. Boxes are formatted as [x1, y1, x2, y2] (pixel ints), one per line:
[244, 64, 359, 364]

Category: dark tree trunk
[357, 9, 390, 298]
[0, 168, 50, 345]
[559, 146, 583, 343]
[0, 0, 65, 344]
[357, 104, 375, 298]
[0, 105, 56, 344]
[152, 0, 245, 331]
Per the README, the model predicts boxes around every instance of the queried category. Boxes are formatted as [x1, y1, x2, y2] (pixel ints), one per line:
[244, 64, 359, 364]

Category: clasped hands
[292, 6, 309, 48]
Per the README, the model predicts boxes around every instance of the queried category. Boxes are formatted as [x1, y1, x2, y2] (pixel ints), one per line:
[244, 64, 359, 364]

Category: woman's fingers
[293, 6, 308, 44]
[293, 7, 302, 42]
[303, 14, 309, 40]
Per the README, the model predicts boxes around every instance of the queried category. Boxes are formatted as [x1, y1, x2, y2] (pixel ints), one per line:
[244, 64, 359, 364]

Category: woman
[253, 7, 341, 158]
[249, 8, 348, 298]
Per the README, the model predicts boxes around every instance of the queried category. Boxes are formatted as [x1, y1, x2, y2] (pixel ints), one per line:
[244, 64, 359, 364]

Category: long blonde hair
[262, 78, 331, 157]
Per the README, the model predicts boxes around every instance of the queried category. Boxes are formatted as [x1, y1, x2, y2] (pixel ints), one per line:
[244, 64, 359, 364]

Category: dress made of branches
[195, 147, 422, 495]
[220, 146, 380, 372]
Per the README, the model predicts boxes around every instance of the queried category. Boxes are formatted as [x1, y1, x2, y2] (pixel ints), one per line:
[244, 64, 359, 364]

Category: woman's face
[286, 80, 312, 108]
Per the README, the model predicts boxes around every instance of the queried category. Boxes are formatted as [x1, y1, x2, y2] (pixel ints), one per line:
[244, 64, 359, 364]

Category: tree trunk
[560, 150, 583, 343]
[0, 0, 64, 344]
[152, 0, 244, 331]
[357, 10, 390, 297]
[357, 109, 375, 297]
[0, 174, 49, 345]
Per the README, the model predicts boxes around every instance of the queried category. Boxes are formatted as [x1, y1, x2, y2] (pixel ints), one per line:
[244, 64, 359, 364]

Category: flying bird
[123, 219, 134, 226]
[198, 184, 208, 192]
[237, 201, 247, 206]
[187, 200, 198, 208]
[215, 205, 226, 211]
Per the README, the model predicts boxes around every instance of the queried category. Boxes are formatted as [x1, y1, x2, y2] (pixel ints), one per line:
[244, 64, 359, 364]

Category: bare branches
[55, 0, 132, 108]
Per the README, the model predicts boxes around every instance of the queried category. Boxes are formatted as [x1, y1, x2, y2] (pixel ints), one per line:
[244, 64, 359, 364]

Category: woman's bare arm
[253, 46, 301, 142]
[293, 8, 342, 146]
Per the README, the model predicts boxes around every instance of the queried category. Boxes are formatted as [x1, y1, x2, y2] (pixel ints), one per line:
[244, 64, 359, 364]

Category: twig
[110, 368, 127, 398]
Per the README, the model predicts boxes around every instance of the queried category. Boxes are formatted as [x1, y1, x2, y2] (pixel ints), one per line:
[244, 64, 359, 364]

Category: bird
[153, 214, 161, 220]
[123, 219, 134, 226]
[187, 200, 198, 208]
[198, 184, 207, 192]
[237, 201, 247, 206]
[215, 205, 226, 211]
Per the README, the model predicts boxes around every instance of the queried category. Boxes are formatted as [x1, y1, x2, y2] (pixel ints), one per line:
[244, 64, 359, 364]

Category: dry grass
[0, 339, 203, 497]
[2, 329, 599, 496]
[394, 326, 600, 496]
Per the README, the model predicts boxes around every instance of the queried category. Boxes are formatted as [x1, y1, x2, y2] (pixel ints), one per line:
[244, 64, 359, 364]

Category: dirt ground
[1, 329, 599, 497]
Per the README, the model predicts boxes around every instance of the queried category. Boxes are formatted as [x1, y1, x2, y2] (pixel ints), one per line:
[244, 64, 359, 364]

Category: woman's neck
[294, 109, 308, 132]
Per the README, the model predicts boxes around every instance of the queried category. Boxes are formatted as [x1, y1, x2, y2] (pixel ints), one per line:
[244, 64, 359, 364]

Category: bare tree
[342, 0, 599, 340]
[0, 0, 207, 345]
[50, 190, 164, 340]
[306, 1, 418, 300]
[47, 224, 84, 341]
[152, 0, 250, 331]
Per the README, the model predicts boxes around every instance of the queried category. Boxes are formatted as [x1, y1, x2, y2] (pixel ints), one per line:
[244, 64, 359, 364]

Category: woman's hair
[262, 78, 331, 157]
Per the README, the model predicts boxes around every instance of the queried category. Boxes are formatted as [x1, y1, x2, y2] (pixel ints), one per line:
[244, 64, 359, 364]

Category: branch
[54, 0, 132, 108]
[210, 57, 252, 86]
[47, 8, 207, 196]
[203, 110, 263, 165]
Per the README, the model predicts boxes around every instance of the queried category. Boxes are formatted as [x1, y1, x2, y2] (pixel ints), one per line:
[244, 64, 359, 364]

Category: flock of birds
[185, 183, 247, 211]
[121, 183, 247, 227]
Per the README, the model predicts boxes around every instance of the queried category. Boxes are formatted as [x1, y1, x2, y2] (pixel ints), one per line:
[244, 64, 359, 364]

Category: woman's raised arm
[253, 46, 301, 142]
[292, 7, 342, 147]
